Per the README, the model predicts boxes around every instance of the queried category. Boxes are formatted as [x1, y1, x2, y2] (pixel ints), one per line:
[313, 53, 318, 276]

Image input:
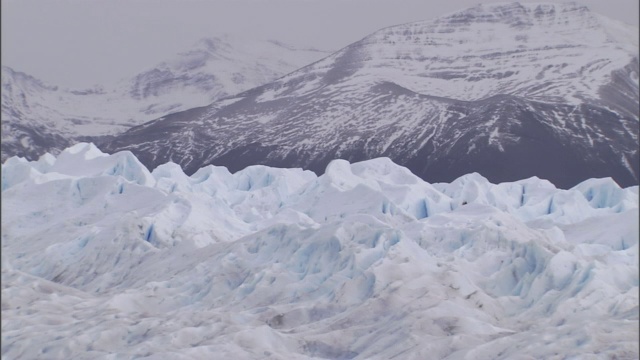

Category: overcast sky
[2, 0, 638, 89]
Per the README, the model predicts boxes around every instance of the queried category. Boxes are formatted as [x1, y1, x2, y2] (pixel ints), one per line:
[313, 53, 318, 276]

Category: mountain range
[98, 2, 639, 189]
[3, 2, 639, 189]
[1, 35, 329, 161]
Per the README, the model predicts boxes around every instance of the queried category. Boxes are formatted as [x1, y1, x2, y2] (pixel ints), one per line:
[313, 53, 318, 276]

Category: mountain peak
[333, 1, 637, 105]
[98, 2, 639, 188]
[2, 65, 59, 92]
[379, 1, 606, 42]
[1, 37, 331, 163]
[192, 34, 237, 54]
[444, 2, 591, 22]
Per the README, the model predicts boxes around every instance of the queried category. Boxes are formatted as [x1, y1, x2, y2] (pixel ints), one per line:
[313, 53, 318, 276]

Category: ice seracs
[2, 144, 638, 359]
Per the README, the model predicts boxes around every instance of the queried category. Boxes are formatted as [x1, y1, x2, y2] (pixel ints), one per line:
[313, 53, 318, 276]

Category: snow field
[2, 143, 638, 359]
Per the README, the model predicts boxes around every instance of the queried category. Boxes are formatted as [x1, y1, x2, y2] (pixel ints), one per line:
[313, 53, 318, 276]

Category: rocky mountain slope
[100, 2, 639, 188]
[1, 36, 330, 161]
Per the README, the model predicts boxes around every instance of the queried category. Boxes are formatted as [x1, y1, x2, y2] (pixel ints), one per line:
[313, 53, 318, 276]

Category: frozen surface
[2, 144, 638, 359]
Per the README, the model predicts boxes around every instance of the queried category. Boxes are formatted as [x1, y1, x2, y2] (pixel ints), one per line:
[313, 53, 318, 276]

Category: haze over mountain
[98, 2, 639, 189]
[1, 36, 330, 162]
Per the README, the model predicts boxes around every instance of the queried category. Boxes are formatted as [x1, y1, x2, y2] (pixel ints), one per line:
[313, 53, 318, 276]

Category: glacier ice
[1, 143, 638, 359]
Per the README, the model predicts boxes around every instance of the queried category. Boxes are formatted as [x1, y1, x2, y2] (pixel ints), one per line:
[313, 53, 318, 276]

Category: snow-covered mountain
[100, 2, 639, 188]
[1, 35, 330, 161]
[2, 143, 638, 358]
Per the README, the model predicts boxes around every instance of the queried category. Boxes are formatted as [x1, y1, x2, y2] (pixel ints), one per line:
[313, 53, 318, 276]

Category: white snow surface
[258, 2, 638, 105]
[2, 144, 638, 359]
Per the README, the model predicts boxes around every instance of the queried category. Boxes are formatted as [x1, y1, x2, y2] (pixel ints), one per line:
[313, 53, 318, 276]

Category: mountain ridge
[1, 36, 331, 161]
[98, 2, 639, 188]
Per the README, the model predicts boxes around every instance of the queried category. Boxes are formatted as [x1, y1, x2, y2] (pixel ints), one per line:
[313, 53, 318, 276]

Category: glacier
[1, 143, 638, 359]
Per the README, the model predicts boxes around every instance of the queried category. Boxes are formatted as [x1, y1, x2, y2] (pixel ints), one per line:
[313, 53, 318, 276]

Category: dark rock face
[1, 122, 71, 161]
[98, 80, 638, 188]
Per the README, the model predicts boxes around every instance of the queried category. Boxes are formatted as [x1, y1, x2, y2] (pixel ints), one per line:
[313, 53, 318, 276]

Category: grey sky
[2, 0, 638, 89]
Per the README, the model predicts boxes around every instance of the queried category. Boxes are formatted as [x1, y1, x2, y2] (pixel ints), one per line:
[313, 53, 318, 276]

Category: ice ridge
[1, 143, 638, 359]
